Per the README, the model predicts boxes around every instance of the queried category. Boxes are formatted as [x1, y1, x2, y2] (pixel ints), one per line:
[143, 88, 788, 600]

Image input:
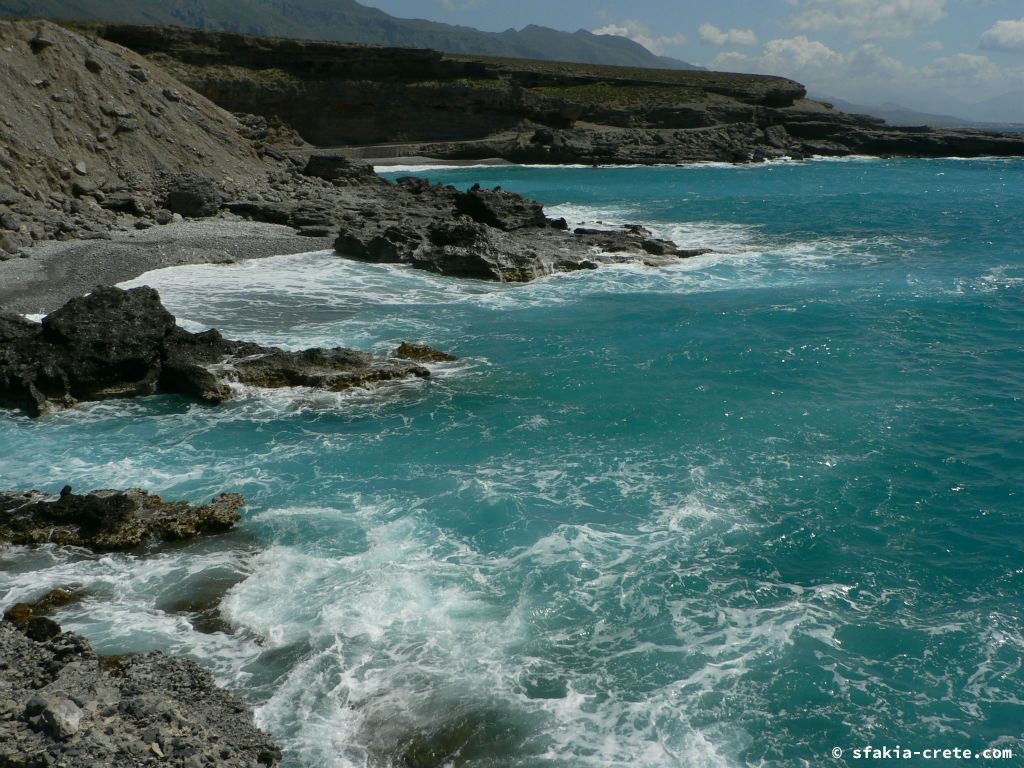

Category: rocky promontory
[0, 617, 281, 767]
[0, 487, 244, 551]
[0, 285, 431, 416]
[332, 177, 704, 280]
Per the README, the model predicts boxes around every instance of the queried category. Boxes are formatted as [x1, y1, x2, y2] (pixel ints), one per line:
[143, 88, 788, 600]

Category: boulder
[160, 172, 221, 218]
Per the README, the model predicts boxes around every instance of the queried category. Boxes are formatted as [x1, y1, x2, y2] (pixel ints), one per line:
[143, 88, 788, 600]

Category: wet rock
[162, 598, 233, 635]
[573, 226, 712, 259]
[0, 286, 431, 416]
[395, 342, 458, 363]
[333, 177, 703, 281]
[24, 616, 61, 642]
[3, 589, 87, 629]
[0, 487, 244, 551]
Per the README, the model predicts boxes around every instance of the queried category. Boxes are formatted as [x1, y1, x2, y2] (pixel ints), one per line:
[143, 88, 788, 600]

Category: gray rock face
[302, 153, 379, 184]
[0, 619, 281, 767]
[160, 172, 222, 218]
[0, 487, 244, 551]
[0, 285, 431, 416]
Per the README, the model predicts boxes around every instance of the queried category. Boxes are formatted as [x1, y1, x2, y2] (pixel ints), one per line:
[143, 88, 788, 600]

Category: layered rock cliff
[88, 24, 1024, 164]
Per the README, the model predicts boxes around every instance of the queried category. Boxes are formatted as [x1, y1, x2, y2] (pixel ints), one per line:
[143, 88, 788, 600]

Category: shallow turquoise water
[1, 158, 1023, 767]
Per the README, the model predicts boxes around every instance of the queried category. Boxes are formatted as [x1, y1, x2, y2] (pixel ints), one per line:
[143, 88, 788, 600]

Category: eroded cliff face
[85, 23, 1024, 163]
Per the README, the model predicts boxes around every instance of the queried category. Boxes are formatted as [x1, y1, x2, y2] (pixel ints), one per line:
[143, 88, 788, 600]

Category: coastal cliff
[0, 20, 707, 274]
[87, 24, 1024, 164]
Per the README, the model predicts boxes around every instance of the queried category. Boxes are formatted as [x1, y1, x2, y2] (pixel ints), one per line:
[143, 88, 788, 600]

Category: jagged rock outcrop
[0, 619, 281, 766]
[0, 285, 431, 416]
[0, 487, 244, 551]
[332, 178, 703, 280]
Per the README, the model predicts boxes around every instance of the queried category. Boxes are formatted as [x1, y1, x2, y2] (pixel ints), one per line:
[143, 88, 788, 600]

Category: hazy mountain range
[0, 0, 702, 70]
[820, 95, 1024, 132]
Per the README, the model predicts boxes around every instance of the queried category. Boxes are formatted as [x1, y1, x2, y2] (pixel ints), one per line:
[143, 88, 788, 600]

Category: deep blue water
[1, 157, 1023, 767]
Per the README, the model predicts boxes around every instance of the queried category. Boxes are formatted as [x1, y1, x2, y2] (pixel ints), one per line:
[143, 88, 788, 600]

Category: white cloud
[921, 53, 1003, 83]
[980, 19, 1024, 54]
[788, 0, 947, 40]
[592, 19, 688, 55]
[846, 43, 906, 77]
[918, 40, 944, 53]
[714, 35, 845, 77]
[699, 24, 758, 46]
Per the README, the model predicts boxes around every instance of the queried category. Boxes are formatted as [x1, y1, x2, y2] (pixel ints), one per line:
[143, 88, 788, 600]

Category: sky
[358, 0, 1024, 121]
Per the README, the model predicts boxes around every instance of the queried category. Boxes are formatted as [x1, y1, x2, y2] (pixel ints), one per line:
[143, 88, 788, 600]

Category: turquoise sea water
[1, 157, 1023, 767]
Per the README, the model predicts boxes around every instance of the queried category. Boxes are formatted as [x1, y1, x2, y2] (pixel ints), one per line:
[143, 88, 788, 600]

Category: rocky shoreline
[0, 617, 281, 767]
[0, 19, 709, 281]
[0, 485, 283, 766]
[2, 15, 1023, 768]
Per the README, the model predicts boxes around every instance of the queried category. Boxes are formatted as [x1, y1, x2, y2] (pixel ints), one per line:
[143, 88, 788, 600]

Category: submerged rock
[0, 619, 281, 766]
[0, 285, 430, 416]
[0, 488, 244, 551]
[3, 588, 88, 630]
[395, 342, 458, 363]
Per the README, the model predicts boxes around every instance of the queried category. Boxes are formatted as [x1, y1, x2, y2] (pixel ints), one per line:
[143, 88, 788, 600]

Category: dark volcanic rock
[160, 171, 222, 218]
[333, 178, 699, 281]
[302, 154, 379, 185]
[0, 286, 430, 416]
[0, 619, 281, 767]
[0, 488, 244, 551]
[454, 184, 547, 231]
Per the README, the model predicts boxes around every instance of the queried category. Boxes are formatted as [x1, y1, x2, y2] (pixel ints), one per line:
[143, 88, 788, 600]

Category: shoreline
[0, 219, 332, 315]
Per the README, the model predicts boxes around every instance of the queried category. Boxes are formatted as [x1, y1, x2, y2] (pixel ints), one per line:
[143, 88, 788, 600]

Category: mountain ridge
[0, 0, 703, 70]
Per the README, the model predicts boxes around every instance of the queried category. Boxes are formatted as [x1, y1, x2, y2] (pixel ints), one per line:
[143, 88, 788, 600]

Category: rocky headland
[4, 19, 1022, 290]
[90, 23, 1024, 164]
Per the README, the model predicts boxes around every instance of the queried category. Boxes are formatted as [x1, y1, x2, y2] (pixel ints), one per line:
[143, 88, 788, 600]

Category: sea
[1, 157, 1022, 767]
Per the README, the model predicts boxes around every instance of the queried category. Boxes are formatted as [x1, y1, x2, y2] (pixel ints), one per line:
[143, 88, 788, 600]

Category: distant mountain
[816, 95, 1024, 133]
[967, 91, 1024, 126]
[0, 0, 702, 70]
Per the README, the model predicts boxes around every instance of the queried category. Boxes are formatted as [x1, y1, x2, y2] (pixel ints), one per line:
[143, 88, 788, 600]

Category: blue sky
[359, 1, 1024, 121]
